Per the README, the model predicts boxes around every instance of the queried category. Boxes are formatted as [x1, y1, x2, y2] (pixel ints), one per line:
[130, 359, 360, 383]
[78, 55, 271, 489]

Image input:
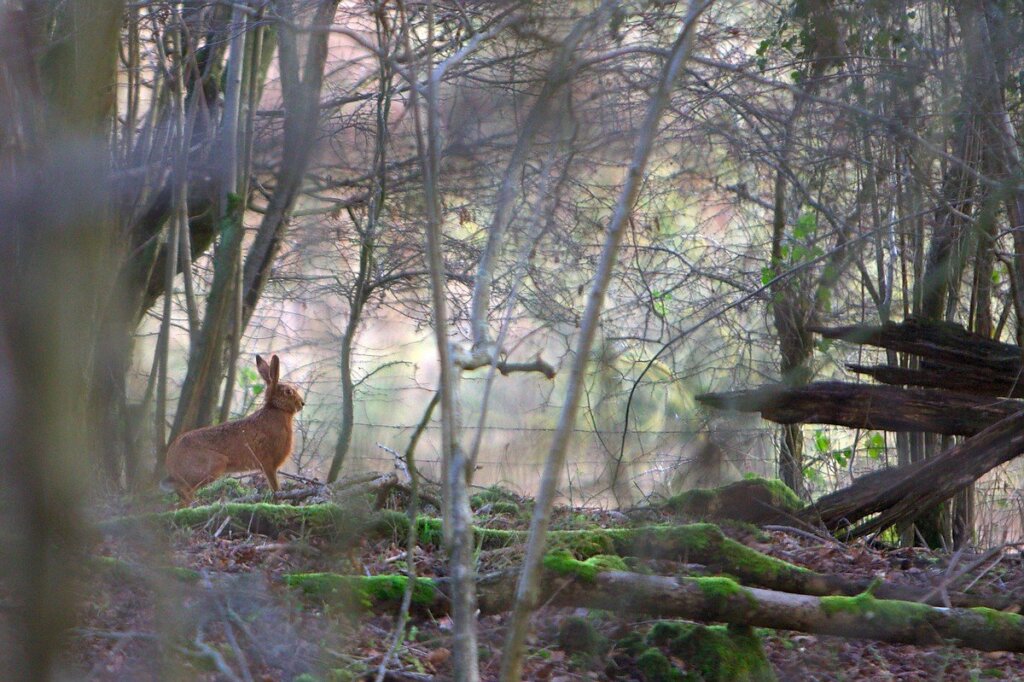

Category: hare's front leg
[261, 464, 280, 494]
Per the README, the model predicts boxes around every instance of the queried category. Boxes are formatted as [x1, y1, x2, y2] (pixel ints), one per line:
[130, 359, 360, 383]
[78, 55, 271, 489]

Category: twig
[193, 628, 243, 682]
[763, 525, 843, 547]
[71, 628, 158, 641]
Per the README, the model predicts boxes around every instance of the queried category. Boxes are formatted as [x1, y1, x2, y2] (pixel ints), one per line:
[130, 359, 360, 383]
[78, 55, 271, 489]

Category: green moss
[621, 524, 809, 585]
[643, 621, 775, 681]
[820, 592, 932, 626]
[755, 477, 802, 509]
[969, 607, 1024, 630]
[588, 554, 628, 572]
[665, 477, 802, 523]
[693, 576, 753, 609]
[636, 647, 684, 681]
[615, 631, 647, 656]
[667, 623, 775, 681]
[542, 550, 627, 582]
[647, 620, 690, 644]
[667, 488, 716, 513]
[469, 485, 520, 508]
[715, 535, 808, 581]
[557, 616, 605, 655]
[488, 501, 521, 516]
[193, 477, 255, 504]
[152, 502, 350, 537]
[284, 573, 440, 611]
[548, 529, 618, 556]
[325, 666, 361, 682]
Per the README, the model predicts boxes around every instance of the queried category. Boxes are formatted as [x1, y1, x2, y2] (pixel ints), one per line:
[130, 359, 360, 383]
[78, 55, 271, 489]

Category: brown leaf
[426, 647, 451, 669]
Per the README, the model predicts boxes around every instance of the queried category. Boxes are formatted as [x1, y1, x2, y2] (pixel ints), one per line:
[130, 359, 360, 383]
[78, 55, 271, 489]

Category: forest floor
[41, 476, 1024, 680]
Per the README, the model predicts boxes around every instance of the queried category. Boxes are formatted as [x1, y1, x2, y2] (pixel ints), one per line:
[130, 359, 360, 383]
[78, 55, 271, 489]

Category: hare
[164, 354, 305, 505]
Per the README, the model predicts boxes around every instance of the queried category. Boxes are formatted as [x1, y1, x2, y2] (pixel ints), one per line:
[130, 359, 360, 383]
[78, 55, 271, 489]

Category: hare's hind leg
[177, 449, 230, 503]
[174, 483, 196, 508]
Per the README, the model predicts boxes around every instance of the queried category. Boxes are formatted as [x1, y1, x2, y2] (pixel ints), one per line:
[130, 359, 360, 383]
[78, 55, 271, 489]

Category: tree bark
[809, 319, 1020, 374]
[696, 381, 1021, 436]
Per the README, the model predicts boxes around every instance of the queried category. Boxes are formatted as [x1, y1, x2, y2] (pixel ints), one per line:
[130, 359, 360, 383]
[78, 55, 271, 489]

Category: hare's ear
[256, 355, 273, 384]
[269, 355, 281, 385]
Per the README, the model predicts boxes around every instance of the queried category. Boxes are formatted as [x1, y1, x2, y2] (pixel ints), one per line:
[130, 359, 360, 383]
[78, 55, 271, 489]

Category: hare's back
[168, 421, 244, 458]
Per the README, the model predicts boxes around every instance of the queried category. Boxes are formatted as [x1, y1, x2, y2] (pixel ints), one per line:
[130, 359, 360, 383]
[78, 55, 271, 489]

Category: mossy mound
[631, 621, 776, 681]
[192, 477, 256, 504]
[284, 573, 443, 614]
[665, 477, 802, 524]
[543, 549, 628, 582]
[469, 485, 523, 509]
[558, 615, 606, 656]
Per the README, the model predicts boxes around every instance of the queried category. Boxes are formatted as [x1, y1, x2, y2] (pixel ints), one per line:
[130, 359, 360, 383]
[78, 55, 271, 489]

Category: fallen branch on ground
[286, 562, 1024, 652]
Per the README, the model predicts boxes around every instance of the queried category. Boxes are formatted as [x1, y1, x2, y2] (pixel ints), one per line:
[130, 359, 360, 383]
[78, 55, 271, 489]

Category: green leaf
[794, 212, 817, 239]
[813, 430, 831, 454]
[866, 432, 886, 460]
[761, 266, 775, 286]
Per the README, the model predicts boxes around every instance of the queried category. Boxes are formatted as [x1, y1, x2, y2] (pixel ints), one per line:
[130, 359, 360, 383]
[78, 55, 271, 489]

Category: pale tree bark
[499, 3, 713, 678]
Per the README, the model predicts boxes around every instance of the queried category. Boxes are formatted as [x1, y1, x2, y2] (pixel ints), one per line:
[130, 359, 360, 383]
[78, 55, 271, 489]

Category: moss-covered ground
[60, 475, 1024, 680]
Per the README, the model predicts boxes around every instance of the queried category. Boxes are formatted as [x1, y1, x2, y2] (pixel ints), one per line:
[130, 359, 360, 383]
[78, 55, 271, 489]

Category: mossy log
[103, 504, 1011, 609]
[98, 502, 399, 543]
[286, 563, 1024, 652]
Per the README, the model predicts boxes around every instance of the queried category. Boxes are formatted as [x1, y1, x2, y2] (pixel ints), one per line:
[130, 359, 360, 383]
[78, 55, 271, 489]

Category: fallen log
[695, 381, 1021, 436]
[846, 362, 1024, 399]
[287, 560, 1024, 652]
[801, 408, 1024, 537]
[809, 318, 1021, 374]
[102, 504, 1015, 609]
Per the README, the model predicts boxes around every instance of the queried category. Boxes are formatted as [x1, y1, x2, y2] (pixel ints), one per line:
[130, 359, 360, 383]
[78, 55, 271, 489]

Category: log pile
[696, 318, 1024, 536]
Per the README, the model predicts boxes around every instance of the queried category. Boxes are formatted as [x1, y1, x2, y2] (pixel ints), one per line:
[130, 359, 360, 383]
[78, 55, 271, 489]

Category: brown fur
[165, 355, 304, 504]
